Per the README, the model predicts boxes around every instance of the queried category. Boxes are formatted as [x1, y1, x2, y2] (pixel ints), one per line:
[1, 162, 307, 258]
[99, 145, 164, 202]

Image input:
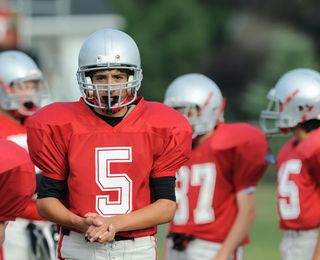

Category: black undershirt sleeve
[37, 175, 68, 199]
[150, 176, 176, 202]
[38, 174, 176, 202]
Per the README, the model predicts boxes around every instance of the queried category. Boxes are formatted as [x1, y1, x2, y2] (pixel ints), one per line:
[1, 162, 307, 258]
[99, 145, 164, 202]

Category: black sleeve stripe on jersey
[150, 176, 176, 202]
[37, 175, 67, 199]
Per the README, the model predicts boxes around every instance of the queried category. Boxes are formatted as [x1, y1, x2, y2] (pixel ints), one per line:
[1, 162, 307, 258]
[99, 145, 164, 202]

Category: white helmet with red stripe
[260, 68, 320, 134]
[164, 73, 225, 138]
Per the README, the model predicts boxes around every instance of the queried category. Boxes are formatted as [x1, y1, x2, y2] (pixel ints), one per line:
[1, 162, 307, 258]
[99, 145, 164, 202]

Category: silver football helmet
[77, 28, 143, 113]
[164, 73, 224, 138]
[260, 68, 320, 134]
[0, 50, 47, 117]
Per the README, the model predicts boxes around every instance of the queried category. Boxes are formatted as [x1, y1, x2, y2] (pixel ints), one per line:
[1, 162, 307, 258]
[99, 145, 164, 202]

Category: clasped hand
[84, 212, 116, 243]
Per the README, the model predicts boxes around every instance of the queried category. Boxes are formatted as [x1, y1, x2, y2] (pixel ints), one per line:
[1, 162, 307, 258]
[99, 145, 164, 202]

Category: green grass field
[156, 181, 282, 260]
[244, 181, 281, 260]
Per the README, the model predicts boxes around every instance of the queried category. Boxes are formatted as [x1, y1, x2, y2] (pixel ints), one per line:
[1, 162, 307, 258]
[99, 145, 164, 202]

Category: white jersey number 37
[174, 163, 216, 225]
[278, 159, 302, 220]
[95, 147, 133, 216]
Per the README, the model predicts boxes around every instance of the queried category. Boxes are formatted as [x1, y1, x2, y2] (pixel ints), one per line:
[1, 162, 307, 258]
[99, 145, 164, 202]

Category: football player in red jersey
[26, 28, 192, 260]
[260, 68, 320, 260]
[163, 73, 270, 260]
[0, 50, 56, 260]
[0, 140, 36, 244]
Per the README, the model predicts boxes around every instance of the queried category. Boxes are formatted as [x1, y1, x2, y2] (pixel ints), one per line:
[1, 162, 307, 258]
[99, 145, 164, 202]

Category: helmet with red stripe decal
[164, 73, 225, 138]
[260, 68, 320, 135]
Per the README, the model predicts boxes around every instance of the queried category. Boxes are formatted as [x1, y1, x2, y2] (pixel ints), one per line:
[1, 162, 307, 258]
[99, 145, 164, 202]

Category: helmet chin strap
[105, 105, 125, 115]
[104, 95, 134, 115]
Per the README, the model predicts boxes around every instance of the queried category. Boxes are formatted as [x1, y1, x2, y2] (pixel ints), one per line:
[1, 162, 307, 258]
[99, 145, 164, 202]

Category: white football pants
[165, 237, 243, 260]
[280, 228, 319, 260]
[3, 218, 56, 260]
[58, 231, 157, 260]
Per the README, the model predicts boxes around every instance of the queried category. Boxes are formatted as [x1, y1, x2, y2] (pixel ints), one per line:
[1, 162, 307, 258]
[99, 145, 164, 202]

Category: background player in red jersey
[0, 140, 36, 244]
[163, 73, 270, 260]
[260, 68, 320, 260]
[0, 50, 56, 260]
[26, 28, 192, 260]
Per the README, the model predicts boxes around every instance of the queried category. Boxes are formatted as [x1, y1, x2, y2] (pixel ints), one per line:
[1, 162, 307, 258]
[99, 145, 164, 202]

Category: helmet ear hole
[85, 76, 92, 84]
[85, 77, 94, 97]
[127, 75, 134, 96]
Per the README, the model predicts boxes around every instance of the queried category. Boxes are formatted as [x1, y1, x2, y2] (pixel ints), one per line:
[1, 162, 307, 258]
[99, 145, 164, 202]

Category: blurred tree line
[108, 0, 320, 183]
[109, 0, 320, 122]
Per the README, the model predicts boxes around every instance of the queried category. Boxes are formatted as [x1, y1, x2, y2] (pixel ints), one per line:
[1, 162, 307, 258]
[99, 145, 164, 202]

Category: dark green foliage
[110, 0, 230, 102]
[108, 0, 320, 121]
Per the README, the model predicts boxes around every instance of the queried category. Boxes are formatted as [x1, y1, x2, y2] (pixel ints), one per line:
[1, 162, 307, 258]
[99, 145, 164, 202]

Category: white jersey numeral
[95, 147, 133, 216]
[174, 163, 216, 225]
[278, 159, 302, 219]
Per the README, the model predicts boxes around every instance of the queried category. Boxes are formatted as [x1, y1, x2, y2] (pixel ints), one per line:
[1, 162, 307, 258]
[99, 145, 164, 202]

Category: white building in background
[8, 0, 125, 101]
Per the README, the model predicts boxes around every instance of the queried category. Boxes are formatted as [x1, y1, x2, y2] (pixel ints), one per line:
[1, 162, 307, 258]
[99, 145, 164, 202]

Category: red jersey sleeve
[151, 124, 192, 178]
[298, 130, 320, 186]
[26, 106, 71, 180]
[232, 125, 269, 192]
[145, 102, 192, 179]
[18, 200, 44, 221]
[0, 140, 36, 221]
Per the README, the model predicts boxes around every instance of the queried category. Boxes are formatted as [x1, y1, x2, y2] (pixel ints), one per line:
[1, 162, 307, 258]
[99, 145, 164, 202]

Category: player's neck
[292, 127, 309, 142]
[192, 130, 213, 147]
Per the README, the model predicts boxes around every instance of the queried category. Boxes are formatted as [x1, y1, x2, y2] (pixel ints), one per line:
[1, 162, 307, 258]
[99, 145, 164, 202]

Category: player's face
[174, 106, 200, 138]
[91, 69, 129, 101]
[8, 79, 41, 95]
[174, 106, 198, 119]
[8, 79, 43, 112]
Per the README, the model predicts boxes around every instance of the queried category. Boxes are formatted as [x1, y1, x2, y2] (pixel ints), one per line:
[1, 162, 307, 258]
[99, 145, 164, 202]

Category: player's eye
[113, 74, 127, 80]
[93, 75, 105, 81]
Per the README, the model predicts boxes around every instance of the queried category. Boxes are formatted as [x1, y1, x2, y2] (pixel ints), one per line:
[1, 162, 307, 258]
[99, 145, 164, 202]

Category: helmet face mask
[3, 79, 46, 116]
[164, 73, 224, 139]
[0, 51, 48, 117]
[260, 68, 320, 135]
[77, 66, 142, 114]
[77, 29, 143, 114]
[172, 104, 202, 137]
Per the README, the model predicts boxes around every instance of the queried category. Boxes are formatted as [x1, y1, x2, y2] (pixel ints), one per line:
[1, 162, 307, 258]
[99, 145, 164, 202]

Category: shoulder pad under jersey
[0, 140, 31, 173]
[142, 101, 191, 130]
[211, 122, 267, 150]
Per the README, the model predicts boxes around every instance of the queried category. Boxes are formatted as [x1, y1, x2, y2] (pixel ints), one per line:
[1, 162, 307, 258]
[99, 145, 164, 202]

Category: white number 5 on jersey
[278, 159, 302, 220]
[95, 147, 133, 216]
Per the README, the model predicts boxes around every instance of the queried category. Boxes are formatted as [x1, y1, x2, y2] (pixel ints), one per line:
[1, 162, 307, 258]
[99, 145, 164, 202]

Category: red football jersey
[0, 140, 36, 221]
[169, 123, 269, 244]
[0, 114, 26, 140]
[0, 114, 43, 221]
[26, 98, 192, 237]
[276, 128, 320, 230]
